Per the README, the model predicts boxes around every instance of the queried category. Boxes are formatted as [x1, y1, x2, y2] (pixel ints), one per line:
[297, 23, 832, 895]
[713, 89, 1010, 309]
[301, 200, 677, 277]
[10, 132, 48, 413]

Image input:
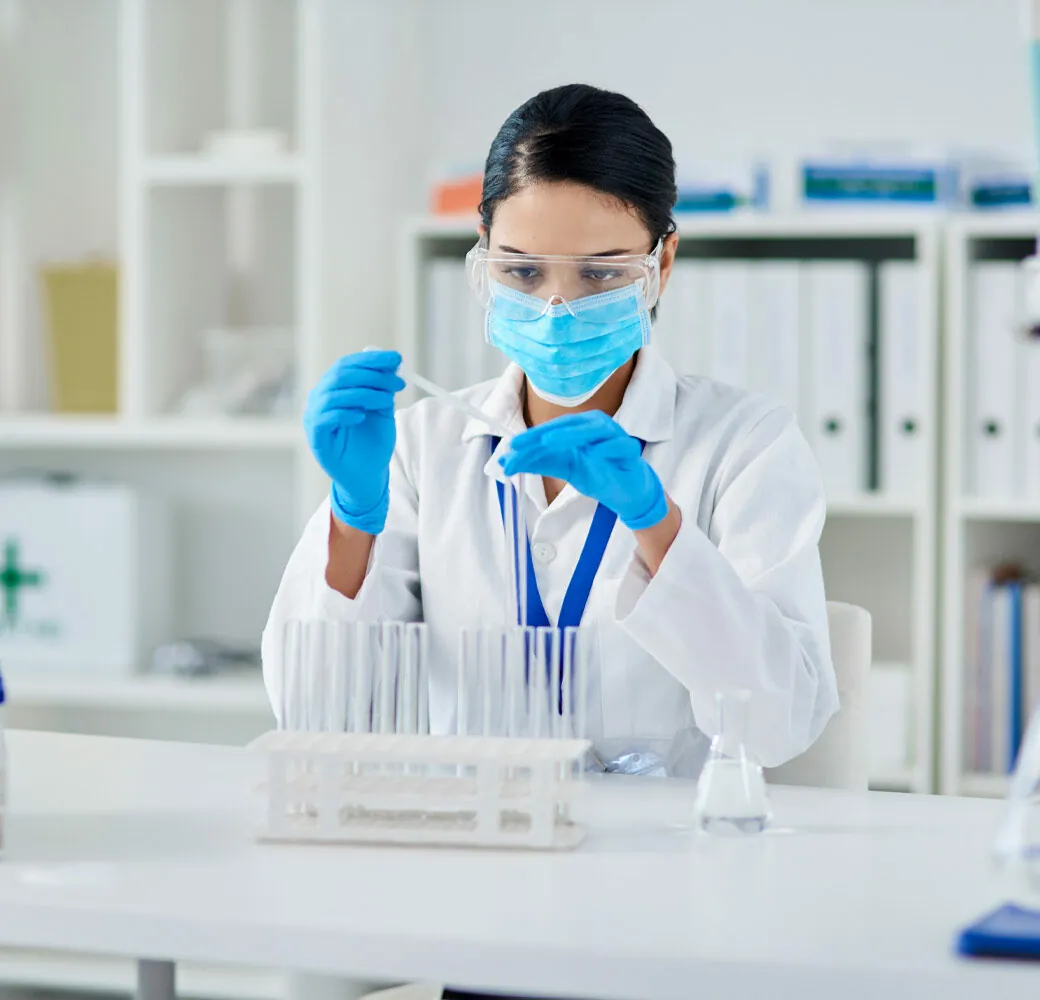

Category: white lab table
[0, 730, 1036, 1000]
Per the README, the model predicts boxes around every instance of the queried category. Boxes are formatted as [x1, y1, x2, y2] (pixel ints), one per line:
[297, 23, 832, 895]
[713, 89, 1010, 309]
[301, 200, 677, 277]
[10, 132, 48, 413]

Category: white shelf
[826, 496, 924, 518]
[5, 670, 272, 714]
[940, 220, 1040, 792]
[404, 214, 479, 238]
[959, 772, 1011, 798]
[0, 416, 300, 450]
[0, 950, 283, 1000]
[405, 211, 942, 241]
[678, 211, 941, 239]
[945, 210, 1040, 239]
[142, 155, 302, 186]
[869, 766, 919, 792]
[403, 211, 942, 795]
[957, 497, 1040, 522]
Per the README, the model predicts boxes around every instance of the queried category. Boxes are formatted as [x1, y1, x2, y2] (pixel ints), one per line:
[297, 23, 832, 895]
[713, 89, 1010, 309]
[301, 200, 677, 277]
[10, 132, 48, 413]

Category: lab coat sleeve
[260, 437, 422, 716]
[614, 406, 838, 768]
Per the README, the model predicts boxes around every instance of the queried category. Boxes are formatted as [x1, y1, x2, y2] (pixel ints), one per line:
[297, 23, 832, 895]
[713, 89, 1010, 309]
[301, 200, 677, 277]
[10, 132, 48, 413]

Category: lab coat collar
[611, 344, 678, 446]
[462, 344, 678, 447]
[461, 364, 528, 444]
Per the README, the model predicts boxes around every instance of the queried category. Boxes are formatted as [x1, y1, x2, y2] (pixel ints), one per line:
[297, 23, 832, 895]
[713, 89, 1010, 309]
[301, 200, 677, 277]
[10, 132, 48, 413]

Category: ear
[657, 231, 680, 297]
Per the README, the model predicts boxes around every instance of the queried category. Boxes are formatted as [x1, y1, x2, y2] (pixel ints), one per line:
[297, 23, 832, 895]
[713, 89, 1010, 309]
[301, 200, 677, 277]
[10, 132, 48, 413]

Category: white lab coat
[262, 345, 838, 770]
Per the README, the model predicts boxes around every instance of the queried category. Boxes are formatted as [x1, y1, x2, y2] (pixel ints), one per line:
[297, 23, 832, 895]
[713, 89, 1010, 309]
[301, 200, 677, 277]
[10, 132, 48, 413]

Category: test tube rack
[251, 731, 591, 850]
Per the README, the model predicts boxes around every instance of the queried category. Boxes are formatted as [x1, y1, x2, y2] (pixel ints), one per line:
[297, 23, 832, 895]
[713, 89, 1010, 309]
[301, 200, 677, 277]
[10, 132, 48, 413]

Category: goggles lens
[465, 239, 662, 320]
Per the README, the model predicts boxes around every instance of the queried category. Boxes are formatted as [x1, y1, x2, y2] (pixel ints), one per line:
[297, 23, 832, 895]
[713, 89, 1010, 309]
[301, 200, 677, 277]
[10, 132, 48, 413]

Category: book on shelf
[963, 566, 1040, 774]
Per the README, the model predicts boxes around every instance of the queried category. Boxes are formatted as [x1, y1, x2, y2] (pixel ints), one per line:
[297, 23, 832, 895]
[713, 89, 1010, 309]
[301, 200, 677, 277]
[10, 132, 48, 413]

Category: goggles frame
[465, 234, 664, 317]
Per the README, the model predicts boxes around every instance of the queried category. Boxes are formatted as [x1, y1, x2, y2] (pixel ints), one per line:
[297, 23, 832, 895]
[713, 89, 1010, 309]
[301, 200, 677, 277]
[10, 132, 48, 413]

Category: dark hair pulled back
[479, 84, 677, 247]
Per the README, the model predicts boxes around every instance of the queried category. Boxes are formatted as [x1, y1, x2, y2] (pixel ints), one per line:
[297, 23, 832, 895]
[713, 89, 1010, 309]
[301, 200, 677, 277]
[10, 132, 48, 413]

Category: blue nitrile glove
[498, 411, 669, 530]
[303, 350, 405, 534]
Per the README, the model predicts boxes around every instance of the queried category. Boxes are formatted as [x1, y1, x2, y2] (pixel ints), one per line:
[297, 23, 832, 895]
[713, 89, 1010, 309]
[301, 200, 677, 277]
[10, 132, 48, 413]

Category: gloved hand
[303, 350, 405, 534]
[498, 411, 669, 530]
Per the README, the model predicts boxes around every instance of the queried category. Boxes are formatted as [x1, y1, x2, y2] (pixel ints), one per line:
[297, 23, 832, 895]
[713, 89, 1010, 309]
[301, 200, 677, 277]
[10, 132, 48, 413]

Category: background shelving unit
[0, 415, 301, 449]
[941, 212, 1040, 797]
[399, 212, 941, 794]
[0, 0, 328, 749]
[143, 156, 304, 185]
[0, 3, 326, 994]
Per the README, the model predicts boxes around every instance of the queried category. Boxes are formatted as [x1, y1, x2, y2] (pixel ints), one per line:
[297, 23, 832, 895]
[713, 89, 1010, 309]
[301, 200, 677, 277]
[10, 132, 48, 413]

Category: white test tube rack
[251, 731, 592, 850]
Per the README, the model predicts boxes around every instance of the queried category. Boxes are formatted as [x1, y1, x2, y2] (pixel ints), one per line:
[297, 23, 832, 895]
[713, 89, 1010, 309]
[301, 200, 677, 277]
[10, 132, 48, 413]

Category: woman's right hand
[303, 349, 405, 535]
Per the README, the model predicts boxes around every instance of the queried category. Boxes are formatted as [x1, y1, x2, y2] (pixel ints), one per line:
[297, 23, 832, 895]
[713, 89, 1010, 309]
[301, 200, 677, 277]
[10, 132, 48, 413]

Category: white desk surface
[0, 730, 1036, 1000]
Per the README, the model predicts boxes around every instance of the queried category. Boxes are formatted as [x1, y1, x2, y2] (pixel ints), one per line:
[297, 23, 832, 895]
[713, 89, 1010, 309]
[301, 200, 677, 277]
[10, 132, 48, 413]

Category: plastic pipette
[400, 367, 513, 439]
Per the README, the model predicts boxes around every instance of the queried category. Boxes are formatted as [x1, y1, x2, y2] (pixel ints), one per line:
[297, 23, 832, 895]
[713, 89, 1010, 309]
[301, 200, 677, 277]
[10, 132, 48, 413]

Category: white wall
[318, 0, 426, 363]
[312, 0, 1035, 349]
[7, 0, 1039, 360]
[413, 0, 1033, 183]
[11, 0, 119, 408]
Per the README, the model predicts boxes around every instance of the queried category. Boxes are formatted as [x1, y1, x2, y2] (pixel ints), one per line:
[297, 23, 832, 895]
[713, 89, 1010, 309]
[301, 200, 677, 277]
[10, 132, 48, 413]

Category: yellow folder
[39, 261, 119, 414]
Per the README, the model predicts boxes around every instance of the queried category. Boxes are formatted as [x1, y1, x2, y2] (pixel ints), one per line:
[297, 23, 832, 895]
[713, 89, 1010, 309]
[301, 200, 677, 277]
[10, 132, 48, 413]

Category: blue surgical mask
[486, 282, 652, 406]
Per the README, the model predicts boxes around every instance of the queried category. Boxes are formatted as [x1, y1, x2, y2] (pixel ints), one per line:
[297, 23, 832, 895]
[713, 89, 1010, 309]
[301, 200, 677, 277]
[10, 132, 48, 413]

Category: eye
[500, 265, 542, 282]
[581, 267, 623, 283]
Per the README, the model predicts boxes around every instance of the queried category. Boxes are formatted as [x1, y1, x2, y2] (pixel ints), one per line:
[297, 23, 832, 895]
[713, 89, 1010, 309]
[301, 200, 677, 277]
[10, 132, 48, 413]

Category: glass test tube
[516, 473, 529, 628]
[502, 473, 529, 628]
[279, 620, 303, 730]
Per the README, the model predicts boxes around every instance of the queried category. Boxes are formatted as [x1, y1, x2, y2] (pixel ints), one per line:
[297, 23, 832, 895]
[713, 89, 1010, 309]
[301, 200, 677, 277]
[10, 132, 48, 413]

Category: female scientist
[263, 83, 838, 773]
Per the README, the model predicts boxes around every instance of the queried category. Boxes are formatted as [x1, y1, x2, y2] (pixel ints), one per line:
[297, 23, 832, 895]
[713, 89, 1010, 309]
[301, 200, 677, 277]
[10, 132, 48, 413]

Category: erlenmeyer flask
[694, 689, 772, 835]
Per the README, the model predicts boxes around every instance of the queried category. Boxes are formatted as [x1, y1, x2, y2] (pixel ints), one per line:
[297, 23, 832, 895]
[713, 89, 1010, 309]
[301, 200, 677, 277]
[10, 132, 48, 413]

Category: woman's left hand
[499, 411, 669, 530]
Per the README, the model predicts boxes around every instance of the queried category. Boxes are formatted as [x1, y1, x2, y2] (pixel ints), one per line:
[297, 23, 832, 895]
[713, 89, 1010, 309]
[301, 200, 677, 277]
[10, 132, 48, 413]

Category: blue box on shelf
[801, 161, 960, 206]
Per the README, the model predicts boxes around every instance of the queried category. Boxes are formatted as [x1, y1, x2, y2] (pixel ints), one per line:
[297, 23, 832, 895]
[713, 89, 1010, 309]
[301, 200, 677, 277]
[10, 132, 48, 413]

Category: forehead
[489, 181, 650, 256]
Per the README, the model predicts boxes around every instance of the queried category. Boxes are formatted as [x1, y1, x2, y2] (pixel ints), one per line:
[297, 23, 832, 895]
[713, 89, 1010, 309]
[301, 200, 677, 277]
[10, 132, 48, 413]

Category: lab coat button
[532, 542, 557, 564]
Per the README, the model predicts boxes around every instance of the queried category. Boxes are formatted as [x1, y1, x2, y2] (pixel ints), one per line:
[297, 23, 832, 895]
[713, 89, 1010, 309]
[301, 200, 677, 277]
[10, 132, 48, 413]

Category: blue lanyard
[490, 436, 645, 629]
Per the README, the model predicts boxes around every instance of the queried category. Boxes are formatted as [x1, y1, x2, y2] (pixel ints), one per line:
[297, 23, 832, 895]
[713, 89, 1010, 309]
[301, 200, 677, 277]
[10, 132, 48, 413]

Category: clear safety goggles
[465, 235, 663, 320]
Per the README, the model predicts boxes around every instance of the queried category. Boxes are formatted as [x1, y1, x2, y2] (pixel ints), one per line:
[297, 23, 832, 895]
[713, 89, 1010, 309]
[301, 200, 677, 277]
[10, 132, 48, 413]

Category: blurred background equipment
[150, 637, 260, 677]
[430, 170, 483, 216]
[172, 326, 295, 416]
[0, 476, 170, 675]
[673, 159, 770, 213]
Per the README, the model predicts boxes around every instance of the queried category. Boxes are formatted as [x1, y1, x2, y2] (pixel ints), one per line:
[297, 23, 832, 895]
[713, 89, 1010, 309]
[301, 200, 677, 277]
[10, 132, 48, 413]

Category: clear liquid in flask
[694, 689, 772, 835]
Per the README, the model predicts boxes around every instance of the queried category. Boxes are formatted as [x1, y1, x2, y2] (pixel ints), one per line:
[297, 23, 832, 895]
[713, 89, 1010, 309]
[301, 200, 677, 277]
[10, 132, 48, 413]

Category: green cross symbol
[0, 539, 45, 628]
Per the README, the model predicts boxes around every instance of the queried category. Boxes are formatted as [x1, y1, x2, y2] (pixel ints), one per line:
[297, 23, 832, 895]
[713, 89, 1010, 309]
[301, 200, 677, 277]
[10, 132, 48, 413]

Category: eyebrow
[496, 244, 635, 257]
